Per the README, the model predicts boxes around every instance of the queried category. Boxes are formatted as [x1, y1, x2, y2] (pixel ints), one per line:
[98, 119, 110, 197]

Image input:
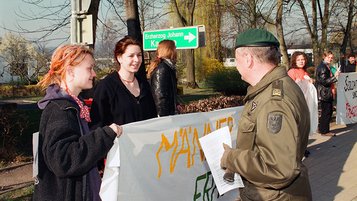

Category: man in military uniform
[220, 29, 312, 201]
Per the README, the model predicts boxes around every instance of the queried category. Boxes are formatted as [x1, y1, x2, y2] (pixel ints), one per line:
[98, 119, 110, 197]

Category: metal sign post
[70, 0, 93, 45]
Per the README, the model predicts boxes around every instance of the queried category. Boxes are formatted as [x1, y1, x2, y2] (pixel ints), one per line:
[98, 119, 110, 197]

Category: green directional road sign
[143, 26, 200, 51]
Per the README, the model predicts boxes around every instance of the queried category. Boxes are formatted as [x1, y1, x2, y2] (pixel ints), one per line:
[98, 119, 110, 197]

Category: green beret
[235, 28, 280, 48]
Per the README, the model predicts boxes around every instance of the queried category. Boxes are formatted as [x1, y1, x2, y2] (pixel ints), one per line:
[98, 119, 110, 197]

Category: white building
[0, 58, 37, 84]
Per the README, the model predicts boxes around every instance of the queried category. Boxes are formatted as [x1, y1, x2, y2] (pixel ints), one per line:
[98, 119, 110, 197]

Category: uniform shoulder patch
[272, 80, 283, 98]
[250, 101, 257, 112]
[267, 112, 283, 134]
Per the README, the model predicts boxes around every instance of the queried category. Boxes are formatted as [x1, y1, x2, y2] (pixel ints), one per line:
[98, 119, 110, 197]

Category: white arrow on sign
[184, 32, 196, 43]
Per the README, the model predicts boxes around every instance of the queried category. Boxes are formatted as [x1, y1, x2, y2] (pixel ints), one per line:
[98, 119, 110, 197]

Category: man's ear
[246, 53, 254, 68]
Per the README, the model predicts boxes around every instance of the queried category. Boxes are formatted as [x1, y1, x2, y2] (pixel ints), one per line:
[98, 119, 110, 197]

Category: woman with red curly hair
[288, 51, 318, 156]
[288, 51, 310, 81]
[33, 44, 122, 201]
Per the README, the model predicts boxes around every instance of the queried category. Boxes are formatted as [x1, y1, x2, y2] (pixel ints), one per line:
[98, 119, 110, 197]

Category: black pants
[318, 101, 333, 134]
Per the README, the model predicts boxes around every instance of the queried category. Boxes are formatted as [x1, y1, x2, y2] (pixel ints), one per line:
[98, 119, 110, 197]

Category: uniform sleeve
[90, 80, 113, 129]
[224, 99, 300, 189]
[41, 103, 116, 177]
[150, 64, 173, 116]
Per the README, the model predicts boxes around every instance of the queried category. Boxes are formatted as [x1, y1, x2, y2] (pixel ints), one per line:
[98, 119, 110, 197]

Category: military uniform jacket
[222, 67, 312, 200]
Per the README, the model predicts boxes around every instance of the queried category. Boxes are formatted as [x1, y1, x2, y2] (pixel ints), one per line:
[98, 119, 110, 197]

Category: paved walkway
[304, 122, 357, 201]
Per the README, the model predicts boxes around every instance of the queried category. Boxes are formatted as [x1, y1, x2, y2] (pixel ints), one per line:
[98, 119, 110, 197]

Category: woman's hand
[109, 123, 123, 137]
[177, 104, 184, 114]
[335, 70, 340, 77]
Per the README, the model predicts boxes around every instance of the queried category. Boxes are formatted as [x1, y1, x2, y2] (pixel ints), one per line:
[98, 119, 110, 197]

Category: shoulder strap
[271, 80, 284, 100]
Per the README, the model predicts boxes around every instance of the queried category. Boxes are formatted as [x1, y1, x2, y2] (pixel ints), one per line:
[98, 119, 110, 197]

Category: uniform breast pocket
[237, 115, 256, 150]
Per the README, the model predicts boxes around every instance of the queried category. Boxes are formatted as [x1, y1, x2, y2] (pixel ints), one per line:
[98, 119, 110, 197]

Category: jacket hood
[37, 84, 74, 110]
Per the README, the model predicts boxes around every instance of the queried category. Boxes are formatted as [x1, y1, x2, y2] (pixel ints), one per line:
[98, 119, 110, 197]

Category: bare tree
[337, 0, 355, 55]
[6, 0, 101, 47]
[197, 0, 223, 60]
[97, 19, 120, 58]
[276, 0, 289, 68]
[13, 0, 73, 45]
[88, 0, 101, 47]
[290, 0, 338, 66]
[171, 0, 198, 88]
[0, 33, 40, 84]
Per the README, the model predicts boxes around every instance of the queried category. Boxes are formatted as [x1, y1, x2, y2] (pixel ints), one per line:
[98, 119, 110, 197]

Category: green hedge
[206, 68, 249, 96]
[0, 106, 41, 162]
[0, 84, 44, 98]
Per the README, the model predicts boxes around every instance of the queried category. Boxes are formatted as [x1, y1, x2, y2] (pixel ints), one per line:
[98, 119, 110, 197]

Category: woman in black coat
[147, 40, 179, 116]
[34, 45, 122, 201]
[90, 36, 157, 129]
[315, 51, 339, 136]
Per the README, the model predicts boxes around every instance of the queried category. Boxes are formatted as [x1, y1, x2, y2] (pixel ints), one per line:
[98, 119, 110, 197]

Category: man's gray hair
[237, 46, 281, 65]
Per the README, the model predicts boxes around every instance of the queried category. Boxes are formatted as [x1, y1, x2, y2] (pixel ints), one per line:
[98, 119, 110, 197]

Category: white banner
[100, 106, 244, 201]
[296, 80, 318, 134]
[336, 72, 357, 124]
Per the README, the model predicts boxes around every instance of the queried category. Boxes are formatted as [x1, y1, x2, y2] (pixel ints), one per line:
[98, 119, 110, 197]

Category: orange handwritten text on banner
[155, 116, 235, 178]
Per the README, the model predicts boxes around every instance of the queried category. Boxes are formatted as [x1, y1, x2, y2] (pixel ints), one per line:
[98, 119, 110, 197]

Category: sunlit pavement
[304, 122, 357, 201]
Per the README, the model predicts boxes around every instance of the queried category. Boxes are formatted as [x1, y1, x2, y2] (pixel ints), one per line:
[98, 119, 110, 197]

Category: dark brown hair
[290, 51, 308, 70]
[114, 36, 142, 66]
[322, 51, 333, 58]
[347, 53, 355, 58]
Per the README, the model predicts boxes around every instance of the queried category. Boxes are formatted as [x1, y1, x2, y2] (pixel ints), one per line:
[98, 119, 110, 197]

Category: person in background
[341, 53, 356, 73]
[147, 40, 179, 116]
[315, 51, 339, 136]
[287, 51, 311, 82]
[330, 64, 338, 76]
[33, 44, 122, 201]
[288, 51, 318, 157]
[220, 29, 312, 201]
[90, 35, 157, 129]
[330, 62, 339, 100]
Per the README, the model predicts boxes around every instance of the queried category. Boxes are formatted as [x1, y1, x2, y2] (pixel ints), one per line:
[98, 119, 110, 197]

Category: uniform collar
[244, 66, 287, 102]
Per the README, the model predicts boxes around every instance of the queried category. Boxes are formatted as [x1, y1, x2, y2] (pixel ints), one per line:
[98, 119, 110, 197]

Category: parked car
[223, 58, 236, 67]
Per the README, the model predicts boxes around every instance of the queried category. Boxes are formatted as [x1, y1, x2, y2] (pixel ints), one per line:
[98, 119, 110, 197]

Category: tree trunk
[320, 0, 330, 54]
[297, 0, 322, 67]
[125, 0, 146, 80]
[276, 0, 289, 69]
[213, 0, 222, 61]
[171, 0, 198, 88]
[340, 0, 355, 55]
[249, 0, 257, 28]
[88, 0, 101, 48]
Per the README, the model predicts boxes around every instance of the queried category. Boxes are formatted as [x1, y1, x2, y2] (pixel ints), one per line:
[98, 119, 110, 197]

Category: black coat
[315, 61, 337, 102]
[341, 62, 356, 73]
[150, 60, 178, 116]
[90, 72, 157, 129]
[33, 93, 116, 201]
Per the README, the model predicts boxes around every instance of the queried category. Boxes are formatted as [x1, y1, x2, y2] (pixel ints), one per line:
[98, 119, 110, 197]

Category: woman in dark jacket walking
[315, 51, 340, 136]
[147, 40, 179, 116]
[33, 45, 122, 201]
